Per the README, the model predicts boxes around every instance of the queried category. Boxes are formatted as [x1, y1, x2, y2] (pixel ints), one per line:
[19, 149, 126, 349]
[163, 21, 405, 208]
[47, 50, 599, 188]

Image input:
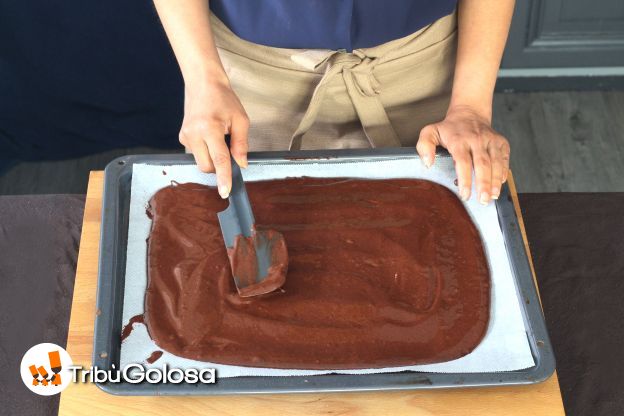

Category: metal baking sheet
[93, 148, 555, 395]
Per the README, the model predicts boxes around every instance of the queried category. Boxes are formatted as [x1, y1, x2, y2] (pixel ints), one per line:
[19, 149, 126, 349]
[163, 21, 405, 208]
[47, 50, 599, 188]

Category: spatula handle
[218, 135, 256, 247]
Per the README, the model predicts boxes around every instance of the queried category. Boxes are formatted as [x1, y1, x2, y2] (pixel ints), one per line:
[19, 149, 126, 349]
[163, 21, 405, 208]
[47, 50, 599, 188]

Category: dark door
[502, 0, 624, 68]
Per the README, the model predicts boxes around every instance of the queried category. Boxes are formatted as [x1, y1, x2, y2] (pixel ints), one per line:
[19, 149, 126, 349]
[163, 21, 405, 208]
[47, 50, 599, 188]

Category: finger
[488, 142, 504, 200]
[188, 136, 214, 173]
[449, 146, 473, 201]
[471, 146, 492, 205]
[416, 124, 440, 168]
[205, 123, 232, 199]
[178, 131, 188, 148]
[500, 140, 510, 183]
[230, 113, 250, 168]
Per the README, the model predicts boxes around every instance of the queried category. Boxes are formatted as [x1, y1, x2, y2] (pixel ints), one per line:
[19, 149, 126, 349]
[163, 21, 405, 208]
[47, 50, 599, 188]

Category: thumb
[416, 124, 440, 168]
[229, 113, 250, 168]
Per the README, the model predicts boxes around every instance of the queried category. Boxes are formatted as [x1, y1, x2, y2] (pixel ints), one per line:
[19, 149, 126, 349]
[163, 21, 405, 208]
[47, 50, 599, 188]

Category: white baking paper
[120, 156, 535, 377]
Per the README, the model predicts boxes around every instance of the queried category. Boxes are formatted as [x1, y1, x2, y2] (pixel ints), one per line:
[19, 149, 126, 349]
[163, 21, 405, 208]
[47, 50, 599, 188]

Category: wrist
[447, 96, 492, 123]
[448, 84, 494, 122]
[182, 63, 230, 91]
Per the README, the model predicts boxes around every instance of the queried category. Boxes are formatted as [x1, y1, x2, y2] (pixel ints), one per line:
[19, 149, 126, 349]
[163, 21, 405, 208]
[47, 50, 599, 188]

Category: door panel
[502, 0, 624, 68]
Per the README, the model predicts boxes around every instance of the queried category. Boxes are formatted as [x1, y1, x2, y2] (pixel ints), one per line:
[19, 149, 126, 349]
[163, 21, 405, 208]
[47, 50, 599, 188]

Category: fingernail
[479, 192, 490, 205]
[422, 155, 431, 168]
[460, 187, 470, 201]
[240, 156, 248, 169]
[218, 184, 230, 199]
[491, 187, 500, 200]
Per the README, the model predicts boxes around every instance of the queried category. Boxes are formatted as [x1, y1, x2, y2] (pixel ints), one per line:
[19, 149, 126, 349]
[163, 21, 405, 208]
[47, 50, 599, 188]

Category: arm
[153, 0, 249, 198]
[417, 0, 514, 204]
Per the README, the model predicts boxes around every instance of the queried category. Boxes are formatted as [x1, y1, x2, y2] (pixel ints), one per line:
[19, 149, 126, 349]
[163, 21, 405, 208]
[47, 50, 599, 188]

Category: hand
[416, 105, 510, 205]
[179, 77, 249, 199]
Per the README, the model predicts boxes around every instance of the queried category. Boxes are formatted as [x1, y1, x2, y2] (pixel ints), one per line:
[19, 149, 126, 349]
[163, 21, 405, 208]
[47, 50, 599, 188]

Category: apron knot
[329, 53, 381, 97]
[289, 49, 400, 150]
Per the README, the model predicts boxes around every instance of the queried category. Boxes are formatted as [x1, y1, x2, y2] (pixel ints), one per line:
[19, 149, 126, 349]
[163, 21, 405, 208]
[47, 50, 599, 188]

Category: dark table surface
[0, 192, 622, 416]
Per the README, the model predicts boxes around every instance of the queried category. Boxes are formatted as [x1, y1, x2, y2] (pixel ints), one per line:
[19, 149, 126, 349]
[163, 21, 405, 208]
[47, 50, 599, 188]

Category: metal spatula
[217, 145, 288, 297]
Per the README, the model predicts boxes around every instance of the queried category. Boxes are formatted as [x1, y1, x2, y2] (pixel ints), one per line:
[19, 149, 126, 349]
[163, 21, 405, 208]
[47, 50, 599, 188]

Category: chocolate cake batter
[146, 351, 163, 364]
[143, 178, 490, 369]
[228, 229, 288, 297]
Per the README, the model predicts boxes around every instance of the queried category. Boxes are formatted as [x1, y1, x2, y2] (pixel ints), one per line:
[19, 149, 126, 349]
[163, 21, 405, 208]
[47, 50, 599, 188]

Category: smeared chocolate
[146, 350, 163, 364]
[144, 178, 490, 369]
[227, 229, 288, 297]
[120, 314, 145, 342]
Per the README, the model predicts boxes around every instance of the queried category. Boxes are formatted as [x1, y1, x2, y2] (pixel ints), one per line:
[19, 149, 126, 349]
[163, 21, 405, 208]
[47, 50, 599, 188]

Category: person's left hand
[416, 105, 510, 205]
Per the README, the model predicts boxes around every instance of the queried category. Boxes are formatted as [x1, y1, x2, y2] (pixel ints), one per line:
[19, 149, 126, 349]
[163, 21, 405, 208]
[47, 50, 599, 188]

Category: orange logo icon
[20, 343, 73, 395]
[28, 351, 63, 387]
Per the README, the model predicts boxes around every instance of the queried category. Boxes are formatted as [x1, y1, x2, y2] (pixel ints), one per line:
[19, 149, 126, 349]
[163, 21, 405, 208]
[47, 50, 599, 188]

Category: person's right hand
[179, 77, 249, 199]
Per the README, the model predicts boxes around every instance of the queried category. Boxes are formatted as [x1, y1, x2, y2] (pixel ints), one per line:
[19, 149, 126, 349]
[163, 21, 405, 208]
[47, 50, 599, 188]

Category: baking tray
[93, 148, 555, 395]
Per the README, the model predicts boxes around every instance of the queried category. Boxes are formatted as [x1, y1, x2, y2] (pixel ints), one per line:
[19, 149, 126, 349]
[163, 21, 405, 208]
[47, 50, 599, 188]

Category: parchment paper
[120, 156, 535, 377]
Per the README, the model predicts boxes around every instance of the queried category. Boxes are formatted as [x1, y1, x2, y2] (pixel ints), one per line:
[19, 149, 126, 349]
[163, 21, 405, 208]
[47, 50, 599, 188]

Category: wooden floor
[492, 91, 624, 192]
[1, 91, 623, 194]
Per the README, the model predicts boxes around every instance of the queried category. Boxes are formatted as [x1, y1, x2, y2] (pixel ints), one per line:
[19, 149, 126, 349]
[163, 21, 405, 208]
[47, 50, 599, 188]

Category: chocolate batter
[228, 229, 288, 297]
[120, 314, 144, 343]
[143, 178, 490, 369]
[146, 351, 163, 364]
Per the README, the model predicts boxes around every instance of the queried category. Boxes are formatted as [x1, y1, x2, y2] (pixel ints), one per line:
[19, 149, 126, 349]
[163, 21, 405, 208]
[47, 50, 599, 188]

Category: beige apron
[210, 11, 457, 151]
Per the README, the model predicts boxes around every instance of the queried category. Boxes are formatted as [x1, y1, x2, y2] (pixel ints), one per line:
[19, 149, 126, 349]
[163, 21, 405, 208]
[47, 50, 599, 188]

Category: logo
[20, 343, 73, 395]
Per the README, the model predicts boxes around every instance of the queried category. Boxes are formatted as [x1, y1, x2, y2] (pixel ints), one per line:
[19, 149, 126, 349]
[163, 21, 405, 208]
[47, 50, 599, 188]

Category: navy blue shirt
[210, 0, 457, 51]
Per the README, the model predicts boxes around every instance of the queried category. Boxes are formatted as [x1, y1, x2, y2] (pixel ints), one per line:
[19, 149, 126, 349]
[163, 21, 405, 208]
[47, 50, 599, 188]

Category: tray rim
[93, 148, 555, 395]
